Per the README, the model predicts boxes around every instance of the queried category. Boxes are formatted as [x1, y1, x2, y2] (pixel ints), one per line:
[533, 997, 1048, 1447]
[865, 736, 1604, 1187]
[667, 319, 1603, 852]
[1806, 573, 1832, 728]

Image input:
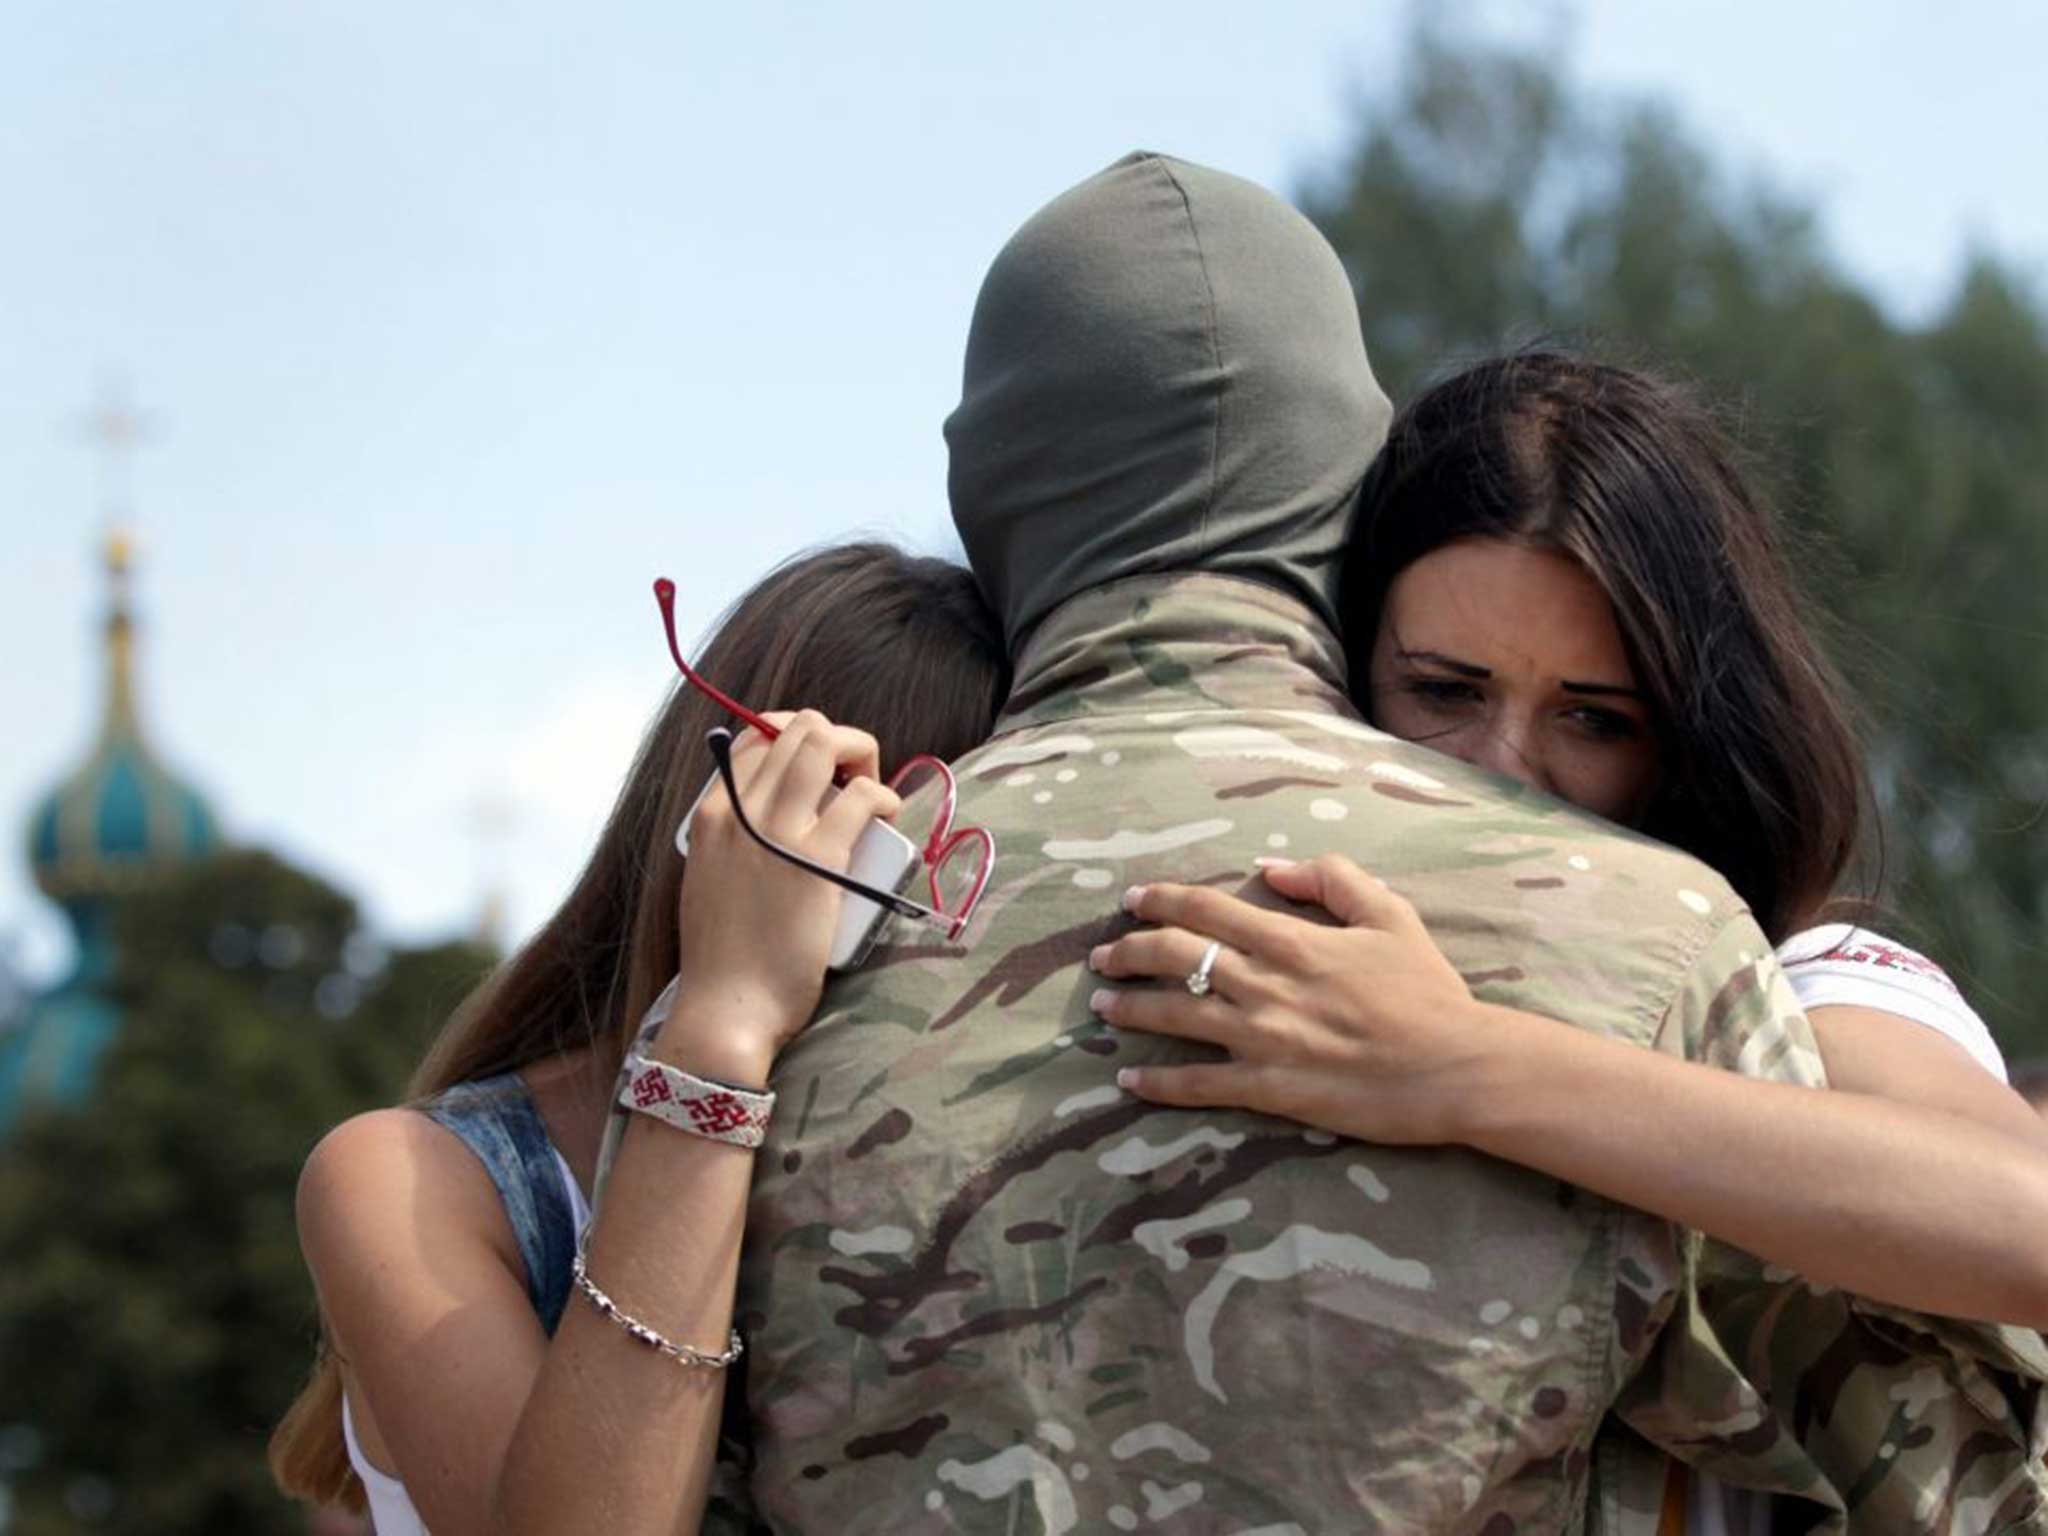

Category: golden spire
[27, 374, 221, 916]
[100, 528, 139, 739]
[83, 378, 150, 743]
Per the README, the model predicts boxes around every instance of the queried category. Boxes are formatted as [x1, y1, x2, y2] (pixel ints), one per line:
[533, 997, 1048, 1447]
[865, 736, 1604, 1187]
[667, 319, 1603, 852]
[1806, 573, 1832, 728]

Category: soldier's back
[738, 577, 1793, 1535]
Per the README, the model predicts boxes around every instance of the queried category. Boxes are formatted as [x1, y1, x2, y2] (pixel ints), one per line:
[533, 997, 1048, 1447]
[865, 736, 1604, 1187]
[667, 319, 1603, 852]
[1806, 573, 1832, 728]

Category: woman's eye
[1404, 677, 1483, 710]
[1569, 706, 1642, 741]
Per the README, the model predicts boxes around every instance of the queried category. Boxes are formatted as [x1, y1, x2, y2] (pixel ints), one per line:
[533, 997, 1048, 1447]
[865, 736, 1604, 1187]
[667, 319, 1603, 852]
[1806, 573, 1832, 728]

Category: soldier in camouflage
[729, 153, 2047, 1533]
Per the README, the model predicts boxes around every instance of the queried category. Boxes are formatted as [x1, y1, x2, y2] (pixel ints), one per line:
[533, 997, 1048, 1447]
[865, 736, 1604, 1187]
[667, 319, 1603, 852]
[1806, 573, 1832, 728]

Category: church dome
[28, 737, 219, 902]
[25, 531, 220, 907]
[4, 395, 231, 1138]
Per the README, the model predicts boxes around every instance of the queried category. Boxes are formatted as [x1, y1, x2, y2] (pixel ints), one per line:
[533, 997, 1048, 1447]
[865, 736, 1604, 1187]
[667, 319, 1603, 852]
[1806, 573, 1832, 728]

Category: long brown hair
[1342, 351, 1868, 941]
[271, 541, 1006, 1510]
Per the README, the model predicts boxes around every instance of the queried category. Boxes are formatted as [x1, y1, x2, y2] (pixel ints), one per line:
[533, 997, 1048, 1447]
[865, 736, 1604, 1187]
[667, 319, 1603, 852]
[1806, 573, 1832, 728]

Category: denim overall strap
[421, 1072, 578, 1334]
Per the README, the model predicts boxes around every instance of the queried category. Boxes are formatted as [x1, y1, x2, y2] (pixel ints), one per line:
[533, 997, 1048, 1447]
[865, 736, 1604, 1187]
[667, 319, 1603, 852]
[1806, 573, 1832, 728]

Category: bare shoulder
[297, 1107, 553, 1514]
[299, 1106, 484, 1218]
[297, 1107, 518, 1285]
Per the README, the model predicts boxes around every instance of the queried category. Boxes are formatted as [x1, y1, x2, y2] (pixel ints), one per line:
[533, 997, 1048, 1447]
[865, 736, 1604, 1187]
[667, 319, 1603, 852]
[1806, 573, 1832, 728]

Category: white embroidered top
[1776, 923, 2005, 1081]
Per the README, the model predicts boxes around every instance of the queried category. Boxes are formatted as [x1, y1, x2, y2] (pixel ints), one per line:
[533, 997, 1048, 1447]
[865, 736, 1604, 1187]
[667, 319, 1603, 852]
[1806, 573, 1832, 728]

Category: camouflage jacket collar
[996, 573, 1352, 733]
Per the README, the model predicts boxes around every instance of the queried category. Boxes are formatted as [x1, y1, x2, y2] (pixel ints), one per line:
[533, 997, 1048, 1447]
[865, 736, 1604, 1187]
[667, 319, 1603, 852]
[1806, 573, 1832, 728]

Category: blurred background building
[2, 519, 221, 1137]
[0, 407, 485, 1533]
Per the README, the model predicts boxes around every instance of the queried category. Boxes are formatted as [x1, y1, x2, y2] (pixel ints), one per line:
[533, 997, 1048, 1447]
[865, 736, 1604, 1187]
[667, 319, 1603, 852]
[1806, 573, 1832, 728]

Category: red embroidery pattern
[685, 1093, 755, 1136]
[631, 1068, 675, 1108]
[1812, 938, 1960, 994]
[620, 1056, 772, 1146]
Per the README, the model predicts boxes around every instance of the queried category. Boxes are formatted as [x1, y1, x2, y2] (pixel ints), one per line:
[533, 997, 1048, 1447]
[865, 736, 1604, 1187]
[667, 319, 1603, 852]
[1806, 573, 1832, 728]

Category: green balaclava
[945, 150, 1393, 657]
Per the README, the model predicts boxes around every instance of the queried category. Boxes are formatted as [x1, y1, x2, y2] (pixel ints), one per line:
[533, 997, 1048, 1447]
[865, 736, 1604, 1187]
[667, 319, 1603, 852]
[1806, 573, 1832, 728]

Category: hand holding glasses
[657, 578, 996, 960]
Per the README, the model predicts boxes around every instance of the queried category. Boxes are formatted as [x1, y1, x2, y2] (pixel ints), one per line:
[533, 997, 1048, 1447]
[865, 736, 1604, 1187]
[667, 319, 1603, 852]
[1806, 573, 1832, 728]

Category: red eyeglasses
[657, 578, 996, 942]
[655, 577, 790, 744]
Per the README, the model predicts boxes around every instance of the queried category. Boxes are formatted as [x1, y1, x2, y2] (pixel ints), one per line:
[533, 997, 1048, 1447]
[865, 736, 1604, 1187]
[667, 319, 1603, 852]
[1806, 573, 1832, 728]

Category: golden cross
[81, 373, 153, 530]
[79, 374, 155, 579]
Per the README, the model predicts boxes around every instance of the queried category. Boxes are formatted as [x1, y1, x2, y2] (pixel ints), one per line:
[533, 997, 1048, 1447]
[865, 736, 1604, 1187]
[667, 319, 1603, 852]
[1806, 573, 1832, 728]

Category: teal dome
[5, 491, 226, 1138]
[28, 733, 219, 904]
[27, 540, 219, 908]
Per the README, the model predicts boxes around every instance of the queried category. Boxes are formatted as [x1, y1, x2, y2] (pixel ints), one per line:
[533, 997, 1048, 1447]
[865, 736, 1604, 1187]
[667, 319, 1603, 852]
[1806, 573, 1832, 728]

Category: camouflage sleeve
[1612, 915, 2048, 1532]
[701, 1444, 768, 1536]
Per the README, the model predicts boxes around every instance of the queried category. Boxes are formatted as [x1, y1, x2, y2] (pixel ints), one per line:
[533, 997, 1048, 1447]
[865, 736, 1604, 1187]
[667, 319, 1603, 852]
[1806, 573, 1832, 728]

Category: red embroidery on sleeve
[1813, 938, 1960, 993]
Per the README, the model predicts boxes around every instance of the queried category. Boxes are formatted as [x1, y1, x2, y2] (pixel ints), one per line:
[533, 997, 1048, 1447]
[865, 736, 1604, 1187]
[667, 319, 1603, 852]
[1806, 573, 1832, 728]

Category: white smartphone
[676, 779, 920, 971]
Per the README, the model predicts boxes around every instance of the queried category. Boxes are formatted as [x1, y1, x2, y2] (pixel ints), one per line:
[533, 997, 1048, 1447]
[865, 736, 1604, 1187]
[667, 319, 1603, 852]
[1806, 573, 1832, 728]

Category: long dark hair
[271, 540, 1007, 1511]
[1341, 350, 1867, 941]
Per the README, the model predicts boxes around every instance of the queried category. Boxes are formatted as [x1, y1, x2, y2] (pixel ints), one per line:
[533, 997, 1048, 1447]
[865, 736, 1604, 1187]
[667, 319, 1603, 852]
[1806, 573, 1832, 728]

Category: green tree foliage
[1304, 21, 2048, 1056]
[0, 851, 495, 1534]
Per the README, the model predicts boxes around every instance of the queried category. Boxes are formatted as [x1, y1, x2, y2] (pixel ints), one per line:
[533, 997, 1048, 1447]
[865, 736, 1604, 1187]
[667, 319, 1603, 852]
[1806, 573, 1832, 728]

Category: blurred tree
[1304, 19, 2048, 1056]
[0, 851, 494, 1535]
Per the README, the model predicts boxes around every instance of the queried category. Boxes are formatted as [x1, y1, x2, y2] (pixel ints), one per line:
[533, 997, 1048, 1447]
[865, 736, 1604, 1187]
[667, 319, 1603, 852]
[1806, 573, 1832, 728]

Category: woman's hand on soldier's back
[1090, 854, 1493, 1146]
[1090, 854, 2048, 1330]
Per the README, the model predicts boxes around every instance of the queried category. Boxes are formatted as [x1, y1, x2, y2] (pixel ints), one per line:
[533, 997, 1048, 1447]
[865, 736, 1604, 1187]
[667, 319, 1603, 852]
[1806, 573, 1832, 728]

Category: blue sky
[5, 0, 2044, 985]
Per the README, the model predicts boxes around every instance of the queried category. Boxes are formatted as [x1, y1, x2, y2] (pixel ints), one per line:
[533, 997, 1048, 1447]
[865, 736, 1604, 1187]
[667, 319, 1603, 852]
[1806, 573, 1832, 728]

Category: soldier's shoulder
[960, 703, 1756, 935]
[1271, 716, 1750, 911]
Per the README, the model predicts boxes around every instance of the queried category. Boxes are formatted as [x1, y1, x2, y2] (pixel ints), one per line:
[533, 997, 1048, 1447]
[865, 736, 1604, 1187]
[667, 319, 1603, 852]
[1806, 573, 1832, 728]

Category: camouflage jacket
[730, 575, 2048, 1535]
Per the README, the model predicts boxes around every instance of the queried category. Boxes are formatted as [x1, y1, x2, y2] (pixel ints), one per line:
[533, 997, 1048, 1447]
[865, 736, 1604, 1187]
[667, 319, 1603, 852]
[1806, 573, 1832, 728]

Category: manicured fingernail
[1089, 989, 1115, 1017]
[1088, 944, 1109, 973]
[1116, 1068, 1139, 1091]
[1255, 856, 1297, 869]
[1122, 885, 1147, 913]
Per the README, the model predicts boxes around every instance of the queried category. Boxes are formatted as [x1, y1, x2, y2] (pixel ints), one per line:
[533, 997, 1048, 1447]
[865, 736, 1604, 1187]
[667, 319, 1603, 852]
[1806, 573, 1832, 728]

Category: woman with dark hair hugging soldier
[1094, 352, 2048, 1535]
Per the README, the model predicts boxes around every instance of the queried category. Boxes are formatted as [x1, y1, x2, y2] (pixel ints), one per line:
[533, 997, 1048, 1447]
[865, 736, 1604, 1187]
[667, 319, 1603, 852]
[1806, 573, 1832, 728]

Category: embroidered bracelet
[571, 1242, 744, 1369]
[618, 1052, 774, 1149]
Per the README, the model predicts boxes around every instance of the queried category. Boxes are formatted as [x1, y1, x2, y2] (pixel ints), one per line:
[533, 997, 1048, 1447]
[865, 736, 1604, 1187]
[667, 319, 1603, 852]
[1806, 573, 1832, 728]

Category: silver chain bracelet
[570, 1245, 744, 1369]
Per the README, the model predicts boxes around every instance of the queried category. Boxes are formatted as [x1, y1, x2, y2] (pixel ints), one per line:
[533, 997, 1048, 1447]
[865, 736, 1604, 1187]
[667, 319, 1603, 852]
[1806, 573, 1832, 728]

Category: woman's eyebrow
[1561, 679, 1646, 699]
[1397, 648, 1490, 679]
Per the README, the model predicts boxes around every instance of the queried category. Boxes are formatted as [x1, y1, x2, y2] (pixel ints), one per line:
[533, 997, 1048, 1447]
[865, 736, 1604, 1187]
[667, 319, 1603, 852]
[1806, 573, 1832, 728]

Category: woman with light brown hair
[270, 542, 1006, 1535]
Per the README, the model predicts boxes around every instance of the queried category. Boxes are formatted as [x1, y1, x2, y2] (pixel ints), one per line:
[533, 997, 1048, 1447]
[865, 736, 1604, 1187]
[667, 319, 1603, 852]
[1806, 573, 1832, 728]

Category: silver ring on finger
[1185, 939, 1225, 998]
